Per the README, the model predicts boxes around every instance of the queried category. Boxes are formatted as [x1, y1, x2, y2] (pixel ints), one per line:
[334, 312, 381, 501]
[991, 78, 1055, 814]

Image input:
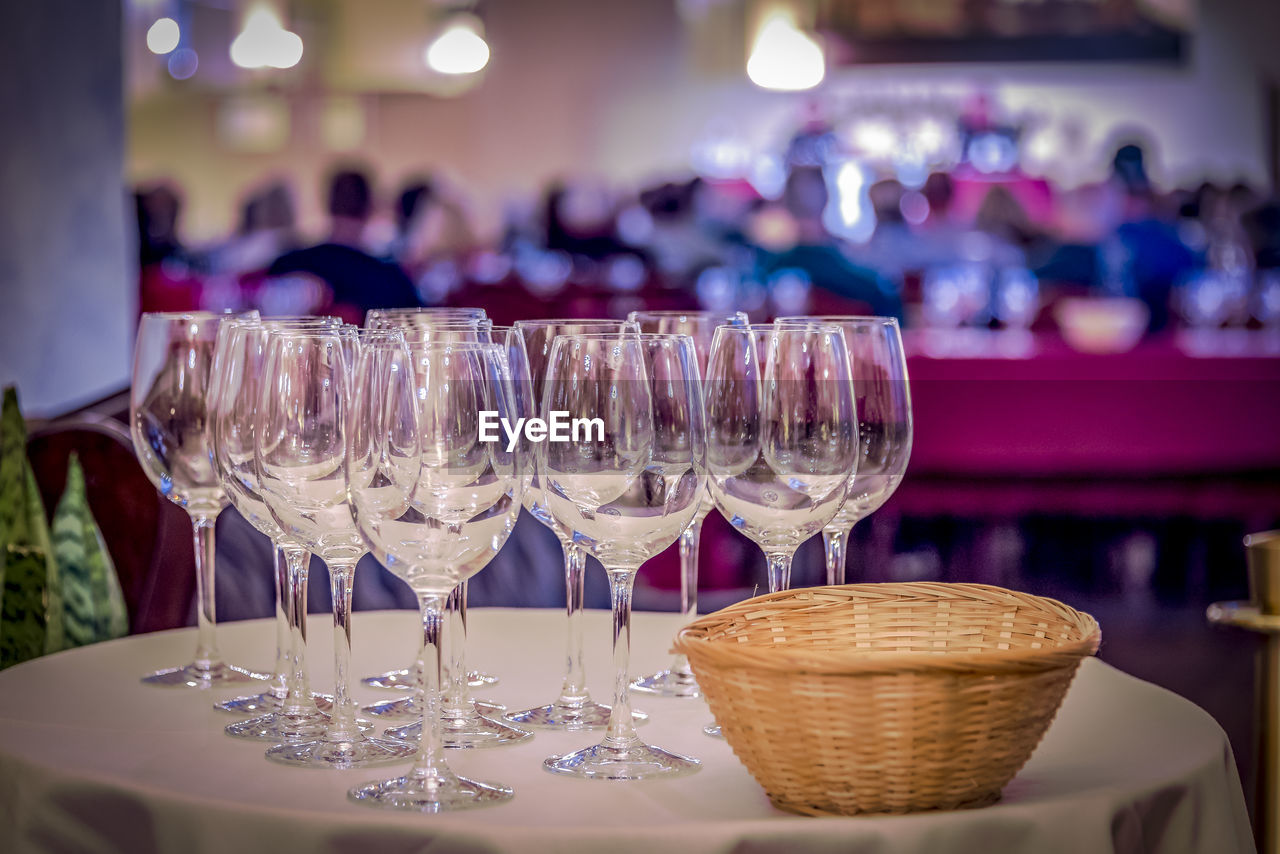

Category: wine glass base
[214, 692, 333, 715]
[348, 771, 513, 813]
[703, 724, 724, 739]
[467, 670, 499, 687]
[265, 733, 416, 769]
[544, 741, 701, 781]
[362, 667, 500, 691]
[363, 696, 506, 720]
[141, 662, 268, 689]
[503, 700, 648, 731]
[631, 669, 702, 699]
[361, 668, 417, 691]
[225, 707, 364, 742]
[385, 709, 532, 749]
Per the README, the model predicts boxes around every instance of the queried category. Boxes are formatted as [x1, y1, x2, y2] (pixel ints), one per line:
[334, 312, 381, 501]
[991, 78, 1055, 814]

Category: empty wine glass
[131, 311, 269, 688]
[540, 332, 706, 780]
[252, 326, 413, 767]
[704, 322, 858, 593]
[360, 317, 504, 723]
[776, 316, 913, 585]
[210, 315, 340, 717]
[626, 310, 748, 699]
[698, 322, 858, 737]
[502, 319, 645, 731]
[347, 340, 525, 811]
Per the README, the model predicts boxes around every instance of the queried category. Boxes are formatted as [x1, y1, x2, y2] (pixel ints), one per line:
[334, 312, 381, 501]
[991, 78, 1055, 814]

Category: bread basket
[673, 582, 1100, 816]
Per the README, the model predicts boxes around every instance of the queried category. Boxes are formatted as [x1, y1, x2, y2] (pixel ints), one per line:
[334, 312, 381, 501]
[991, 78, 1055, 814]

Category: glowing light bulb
[230, 6, 304, 70]
[424, 19, 490, 75]
[746, 12, 824, 92]
[146, 17, 180, 55]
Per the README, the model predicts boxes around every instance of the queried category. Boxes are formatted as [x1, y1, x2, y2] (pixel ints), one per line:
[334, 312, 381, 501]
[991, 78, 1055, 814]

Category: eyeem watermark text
[479, 411, 605, 452]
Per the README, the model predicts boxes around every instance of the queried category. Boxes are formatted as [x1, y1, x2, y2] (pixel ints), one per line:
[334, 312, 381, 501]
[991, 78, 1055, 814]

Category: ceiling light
[424, 15, 490, 75]
[746, 12, 825, 92]
[146, 17, 181, 55]
[230, 6, 304, 70]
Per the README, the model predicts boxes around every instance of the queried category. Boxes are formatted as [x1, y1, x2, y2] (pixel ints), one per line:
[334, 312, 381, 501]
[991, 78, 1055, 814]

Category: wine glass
[501, 319, 646, 731]
[699, 322, 858, 737]
[130, 311, 269, 688]
[210, 315, 340, 717]
[704, 322, 858, 592]
[625, 310, 748, 698]
[776, 316, 913, 585]
[252, 326, 414, 767]
[376, 329, 530, 748]
[361, 312, 494, 694]
[359, 318, 507, 727]
[347, 340, 525, 811]
[540, 332, 706, 779]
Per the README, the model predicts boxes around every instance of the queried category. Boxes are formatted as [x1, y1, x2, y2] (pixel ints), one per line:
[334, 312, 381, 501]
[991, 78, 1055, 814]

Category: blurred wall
[127, 0, 1279, 243]
[0, 0, 132, 416]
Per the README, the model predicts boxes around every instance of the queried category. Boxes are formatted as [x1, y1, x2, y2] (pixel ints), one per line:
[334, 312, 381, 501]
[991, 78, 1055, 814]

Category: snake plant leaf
[0, 545, 49, 668]
[0, 386, 64, 665]
[53, 453, 128, 646]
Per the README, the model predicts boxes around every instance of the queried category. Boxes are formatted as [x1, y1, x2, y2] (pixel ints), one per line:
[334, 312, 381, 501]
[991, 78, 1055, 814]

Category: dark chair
[26, 414, 194, 633]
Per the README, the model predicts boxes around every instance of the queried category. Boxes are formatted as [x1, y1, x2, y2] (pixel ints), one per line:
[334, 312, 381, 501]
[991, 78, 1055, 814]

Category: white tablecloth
[0, 608, 1255, 854]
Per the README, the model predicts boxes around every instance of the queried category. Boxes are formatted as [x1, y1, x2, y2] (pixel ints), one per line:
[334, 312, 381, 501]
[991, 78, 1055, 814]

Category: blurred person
[635, 177, 732, 287]
[135, 182, 203, 314]
[267, 166, 418, 320]
[1104, 188, 1199, 331]
[544, 180, 628, 261]
[208, 179, 300, 275]
[393, 177, 478, 304]
[758, 166, 903, 320]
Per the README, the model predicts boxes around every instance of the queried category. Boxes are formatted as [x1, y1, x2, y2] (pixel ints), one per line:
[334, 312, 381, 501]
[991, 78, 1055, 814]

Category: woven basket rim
[673, 582, 1101, 676]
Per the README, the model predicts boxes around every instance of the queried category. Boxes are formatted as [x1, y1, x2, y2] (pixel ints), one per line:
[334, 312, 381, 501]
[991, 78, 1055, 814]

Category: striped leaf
[0, 387, 64, 665]
[53, 453, 128, 647]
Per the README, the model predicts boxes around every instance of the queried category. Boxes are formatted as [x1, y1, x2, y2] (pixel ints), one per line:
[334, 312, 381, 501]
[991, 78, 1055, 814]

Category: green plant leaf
[53, 453, 128, 647]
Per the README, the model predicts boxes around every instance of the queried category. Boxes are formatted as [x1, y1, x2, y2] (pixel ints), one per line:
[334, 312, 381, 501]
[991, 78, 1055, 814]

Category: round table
[0, 608, 1254, 854]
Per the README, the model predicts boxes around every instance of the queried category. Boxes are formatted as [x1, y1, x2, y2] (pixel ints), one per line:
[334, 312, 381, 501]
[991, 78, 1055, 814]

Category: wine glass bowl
[776, 316, 913, 586]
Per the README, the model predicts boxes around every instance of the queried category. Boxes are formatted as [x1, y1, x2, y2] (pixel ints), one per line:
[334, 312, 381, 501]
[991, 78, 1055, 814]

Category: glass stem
[271, 547, 290, 699]
[557, 541, 589, 704]
[765, 552, 793, 594]
[443, 586, 468, 714]
[411, 593, 449, 783]
[190, 514, 221, 671]
[281, 546, 313, 716]
[671, 520, 702, 679]
[603, 568, 639, 747]
[823, 526, 852, 587]
[326, 559, 359, 741]
[679, 519, 701, 621]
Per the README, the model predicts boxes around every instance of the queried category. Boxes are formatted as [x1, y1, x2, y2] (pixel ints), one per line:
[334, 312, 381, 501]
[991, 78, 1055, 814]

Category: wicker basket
[673, 583, 1100, 816]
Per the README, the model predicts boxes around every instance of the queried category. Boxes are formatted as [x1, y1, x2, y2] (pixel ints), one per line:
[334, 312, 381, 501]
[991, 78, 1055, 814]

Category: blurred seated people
[267, 166, 418, 322]
[1097, 145, 1199, 332]
[393, 177, 477, 305]
[208, 180, 300, 276]
[544, 179, 629, 262]
[759, 166, 903, 321]
[135, 182, 203, 314]
[632, 178, 733, 288]
[1244, 195, 1280, 271]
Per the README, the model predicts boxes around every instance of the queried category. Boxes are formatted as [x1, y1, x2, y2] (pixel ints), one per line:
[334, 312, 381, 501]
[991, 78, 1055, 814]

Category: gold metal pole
[1208, 530, 1280, 854]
